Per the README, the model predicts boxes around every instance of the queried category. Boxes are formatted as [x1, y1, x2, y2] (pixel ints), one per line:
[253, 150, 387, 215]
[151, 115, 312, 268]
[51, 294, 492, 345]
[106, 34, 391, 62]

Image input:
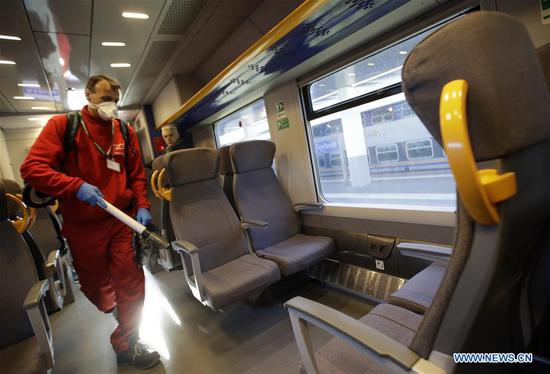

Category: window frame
[300, 24, 458, 214]
[406, 138, 434, 160]
[213, 98, 270, 148]
[375, 144, 399, 163]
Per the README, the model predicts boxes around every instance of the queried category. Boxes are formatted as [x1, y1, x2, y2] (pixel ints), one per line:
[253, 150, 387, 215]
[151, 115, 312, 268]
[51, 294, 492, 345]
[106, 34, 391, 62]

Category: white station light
[0, 60, 16, 65]
[18, 83, 40, 87]
[31, 107, 49, 110]
[67, 89, 87, 110]
[13, 96, 34, 100]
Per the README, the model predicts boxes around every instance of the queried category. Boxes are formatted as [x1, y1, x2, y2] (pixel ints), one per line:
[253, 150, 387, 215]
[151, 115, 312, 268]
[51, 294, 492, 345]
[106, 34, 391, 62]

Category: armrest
[172, 240, 198, 254]
[397, 242, 452, 254]
[286, 297, 418, 369]
[240, 219, 269, 230]
[23, 280, 50, 310]
[294, 202, 323, 213]
[171, 240, 206, 304]
[44, 250, 60, 277]
[23, 280, 54, 369]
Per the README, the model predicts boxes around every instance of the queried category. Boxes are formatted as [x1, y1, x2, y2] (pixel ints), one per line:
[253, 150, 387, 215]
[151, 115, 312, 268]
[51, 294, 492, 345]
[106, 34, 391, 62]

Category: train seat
[230, 140, 334, 276]
[1, 178, 73, 310]
[164, 147, 280, 310]
[0, 181, 54, 373]
[286, 11, 550, 373]
[388, 262, 447, 314]
[303, 303, 423, 374]
[218, 145, 236, 210]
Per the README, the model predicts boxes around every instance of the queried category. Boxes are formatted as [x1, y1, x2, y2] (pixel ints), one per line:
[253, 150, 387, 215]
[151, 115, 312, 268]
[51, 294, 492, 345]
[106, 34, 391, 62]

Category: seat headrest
[230, 140, 275, 173]
[0, 181, 7, 220]
[218, 146, 233, 175]
[402, 12, 550, 161]
[151, 155, 165, 171]
[164, 148, 219, 187]
[1, 179, 21, 195]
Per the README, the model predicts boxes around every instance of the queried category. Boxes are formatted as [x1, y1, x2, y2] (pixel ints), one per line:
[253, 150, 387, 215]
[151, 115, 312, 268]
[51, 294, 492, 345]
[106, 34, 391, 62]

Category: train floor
[50, 268, 374, 374]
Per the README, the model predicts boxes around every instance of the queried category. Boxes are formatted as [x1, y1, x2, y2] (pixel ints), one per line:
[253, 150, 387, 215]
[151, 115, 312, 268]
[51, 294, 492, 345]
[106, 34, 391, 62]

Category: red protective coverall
[20, 106, 150, 353]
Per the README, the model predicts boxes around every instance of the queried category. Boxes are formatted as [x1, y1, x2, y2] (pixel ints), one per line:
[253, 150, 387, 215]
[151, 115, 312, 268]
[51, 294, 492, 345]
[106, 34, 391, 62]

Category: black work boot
[116, 339, 160, 369]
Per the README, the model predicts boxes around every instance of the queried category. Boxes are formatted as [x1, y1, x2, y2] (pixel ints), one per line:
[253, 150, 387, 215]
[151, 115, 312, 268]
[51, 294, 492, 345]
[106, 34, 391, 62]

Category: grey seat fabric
[311, 304, 423, 373]
[256, 233, 334, 276]
[164, 148, 280, 309]
[231, 140, 334, 276]
[0, 182, 48, 373]
[389, 263, 446, 314]
[202, 254, 279, 308]
[218, 145, 236, 210]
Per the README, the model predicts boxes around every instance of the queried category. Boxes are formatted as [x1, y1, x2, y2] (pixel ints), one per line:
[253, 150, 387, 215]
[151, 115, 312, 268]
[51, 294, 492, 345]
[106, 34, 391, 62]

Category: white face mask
[89, 101, 118, 121]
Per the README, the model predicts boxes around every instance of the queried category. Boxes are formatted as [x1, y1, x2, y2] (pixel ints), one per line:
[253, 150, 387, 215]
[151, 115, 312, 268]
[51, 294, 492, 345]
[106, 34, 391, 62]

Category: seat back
[0, 181, 39, 349]
[402, 11, 550, 358]
[231, 140, 300, 249]
[164, 148, 248, 272]
[218, 145, 235, 209]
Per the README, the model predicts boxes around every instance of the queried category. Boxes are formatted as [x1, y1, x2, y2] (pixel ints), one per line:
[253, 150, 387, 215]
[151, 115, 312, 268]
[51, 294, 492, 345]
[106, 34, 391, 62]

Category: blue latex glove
[76, 182, 107, 208]
[137, 208, 152, 226]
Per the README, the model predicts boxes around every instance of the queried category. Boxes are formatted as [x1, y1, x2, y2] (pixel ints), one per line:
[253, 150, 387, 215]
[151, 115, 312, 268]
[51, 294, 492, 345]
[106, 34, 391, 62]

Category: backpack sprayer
[23, 185, 170, 249]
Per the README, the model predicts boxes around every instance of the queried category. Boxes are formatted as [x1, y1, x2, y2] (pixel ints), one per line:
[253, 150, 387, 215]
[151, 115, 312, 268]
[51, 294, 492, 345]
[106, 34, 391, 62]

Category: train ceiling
[0, 0, 293, 120]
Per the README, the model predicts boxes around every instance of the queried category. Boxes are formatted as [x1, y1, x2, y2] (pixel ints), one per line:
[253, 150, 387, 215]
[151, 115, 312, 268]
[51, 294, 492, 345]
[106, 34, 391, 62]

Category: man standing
[161, 123, 189, 154]
[20, 75, 160, 369]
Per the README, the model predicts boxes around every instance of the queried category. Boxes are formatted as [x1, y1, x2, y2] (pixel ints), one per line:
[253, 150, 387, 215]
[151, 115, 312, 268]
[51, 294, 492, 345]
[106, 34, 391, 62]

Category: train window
[375, 144, 399, 162]
[308, 29, 433, 112]
[215, 99, 270, 147]
[304, 27, 456, 210]
[406, 139, 434, 160]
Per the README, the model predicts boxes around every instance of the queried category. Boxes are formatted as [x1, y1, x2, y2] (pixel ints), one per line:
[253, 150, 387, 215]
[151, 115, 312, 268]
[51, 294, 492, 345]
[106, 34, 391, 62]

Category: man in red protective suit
[20, 75, 160, 369]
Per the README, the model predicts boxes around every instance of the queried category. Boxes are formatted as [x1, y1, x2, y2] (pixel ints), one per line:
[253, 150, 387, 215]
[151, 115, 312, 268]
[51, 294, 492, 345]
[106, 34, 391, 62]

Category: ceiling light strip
[102, 42, 126, 46]
[111, 63, 131, 68]
[0, 35, 21, 41]
[122, 12, 149, 19]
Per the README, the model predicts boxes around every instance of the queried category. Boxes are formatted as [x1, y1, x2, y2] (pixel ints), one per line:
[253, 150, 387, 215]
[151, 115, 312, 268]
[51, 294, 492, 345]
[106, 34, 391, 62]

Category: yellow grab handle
[6, 193, 30, 234]
[158, 169, 172, 202]
[16, 193, 36, 230]
[151, 170, 161, 198]
[440, 80, 516, 225]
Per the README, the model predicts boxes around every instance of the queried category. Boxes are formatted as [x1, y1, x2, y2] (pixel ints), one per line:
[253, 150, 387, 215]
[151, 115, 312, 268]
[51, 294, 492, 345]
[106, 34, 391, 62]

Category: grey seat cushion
[311, 304, 423, 373]
[0, 337, 47, 374]
[257, 233, 334, 276]
[202, 254, 280, 309]
[389, 263, 447, 314]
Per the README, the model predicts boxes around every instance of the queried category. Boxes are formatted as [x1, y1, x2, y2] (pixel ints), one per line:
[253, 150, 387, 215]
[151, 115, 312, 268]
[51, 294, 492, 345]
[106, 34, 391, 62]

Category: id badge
[106, 158, 121, 172]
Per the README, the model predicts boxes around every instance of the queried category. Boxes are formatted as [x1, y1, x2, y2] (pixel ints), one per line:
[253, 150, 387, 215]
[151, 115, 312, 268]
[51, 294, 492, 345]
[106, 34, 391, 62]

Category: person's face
[162, 128, 179, 147]
[85, 80, 119, 118]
